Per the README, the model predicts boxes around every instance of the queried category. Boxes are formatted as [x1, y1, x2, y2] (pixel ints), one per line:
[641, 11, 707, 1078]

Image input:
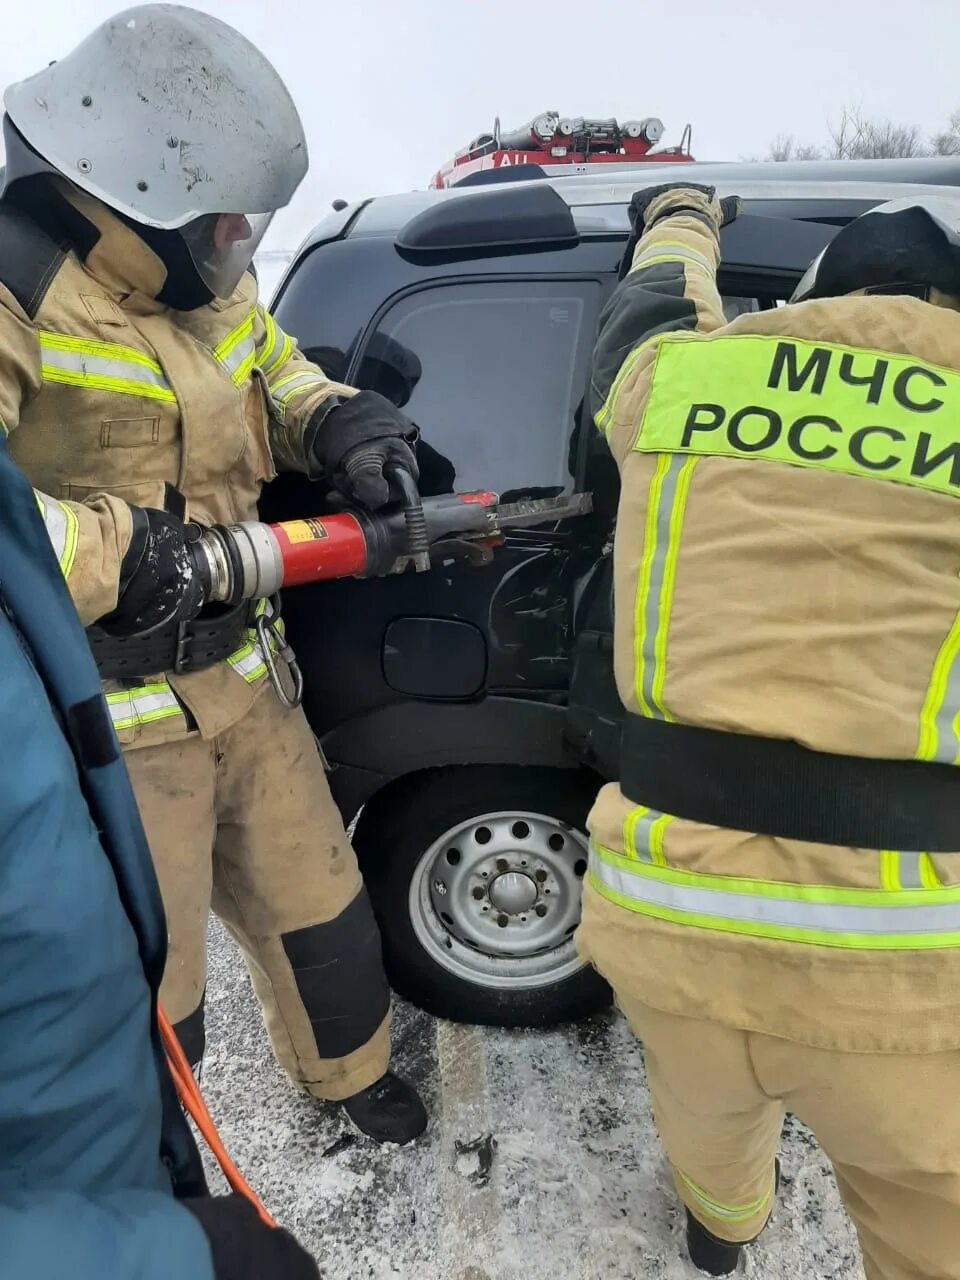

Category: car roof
[299, 156, 960, 250]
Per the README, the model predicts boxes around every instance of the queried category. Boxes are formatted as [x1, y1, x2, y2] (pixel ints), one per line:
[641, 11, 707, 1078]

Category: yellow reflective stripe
[894, 851, 944, 889]
[268, 370, 328, 402]
[634, 455, 669, 716]
[227, 636, 267, 683]
[635, 333, 960, 500]
[39, 331, 176, 404]
[649, 813, 672, 866]
[39, 331, 165, 370]
[257, 309, 278, 363]
[227, 602, 285, 684]
[677, 1169, 772, 1224]
[42, 367, 176, 402]
[880, 850, 901, 891]
[623, 806, 673, 865]
[214, 313, 254, 361]
[267, 371, 330, 424]
[214, 313, 256, 386]
[35, 491, 79, 578]
[879, 851, 942, 891]
[255, 309, 294, 378]
[917, 611, 960, 764]
[651, 457, 696, 718]
[920, 853, 943, 889]
[105, 683, 183, 732]
[270, 332, 294, 377]
[594, 332, 663, 436]
[633, 454, 695, 719]
[588, 841, 960, 949]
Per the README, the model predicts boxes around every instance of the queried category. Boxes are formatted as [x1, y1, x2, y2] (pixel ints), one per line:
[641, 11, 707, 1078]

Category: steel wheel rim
[408, 809, 590, 991]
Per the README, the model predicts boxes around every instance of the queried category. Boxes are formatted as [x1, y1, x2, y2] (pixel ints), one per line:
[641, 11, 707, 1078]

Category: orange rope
[158, 1004, 275, 1228]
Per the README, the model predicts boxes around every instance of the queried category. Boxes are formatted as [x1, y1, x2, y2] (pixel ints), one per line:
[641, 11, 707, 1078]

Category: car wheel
[353, 765, 612, 1028]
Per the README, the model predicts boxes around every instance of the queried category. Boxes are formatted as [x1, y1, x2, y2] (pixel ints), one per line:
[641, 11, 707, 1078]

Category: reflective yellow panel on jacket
[635, 333, 960, 499]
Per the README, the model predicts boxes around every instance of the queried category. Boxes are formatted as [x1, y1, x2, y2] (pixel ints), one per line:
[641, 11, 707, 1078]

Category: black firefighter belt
[620, 714, 960, 851]
[87, 601, 253, 680]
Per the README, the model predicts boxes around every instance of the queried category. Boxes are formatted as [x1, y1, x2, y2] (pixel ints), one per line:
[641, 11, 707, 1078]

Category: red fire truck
[430, 111, 694, 189]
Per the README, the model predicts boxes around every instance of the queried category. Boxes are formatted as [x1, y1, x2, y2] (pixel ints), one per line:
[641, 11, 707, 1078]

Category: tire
[353, 765, 612, 1028]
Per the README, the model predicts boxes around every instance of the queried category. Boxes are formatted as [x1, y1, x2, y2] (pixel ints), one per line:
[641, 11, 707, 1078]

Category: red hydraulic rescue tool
[189, 466, 592, 605]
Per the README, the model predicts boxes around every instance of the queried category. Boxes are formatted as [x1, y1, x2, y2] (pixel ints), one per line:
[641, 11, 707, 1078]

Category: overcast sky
[1, 0, 958, 251]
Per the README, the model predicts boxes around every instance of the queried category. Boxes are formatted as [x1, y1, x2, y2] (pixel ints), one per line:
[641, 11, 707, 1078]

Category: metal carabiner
[256, 595, 304, 710]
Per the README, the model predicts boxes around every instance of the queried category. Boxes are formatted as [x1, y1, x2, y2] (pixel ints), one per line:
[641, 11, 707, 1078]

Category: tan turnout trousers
[125, 688, 390, 1102]
[614, 993, 960, 1280]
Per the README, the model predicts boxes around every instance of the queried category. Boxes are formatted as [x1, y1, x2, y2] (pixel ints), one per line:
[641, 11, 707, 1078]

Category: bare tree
[761, 133, 823, 162]
[757, 106, 960, 166]
[828, 107, 927, 159]
[931, 110, 960, 156]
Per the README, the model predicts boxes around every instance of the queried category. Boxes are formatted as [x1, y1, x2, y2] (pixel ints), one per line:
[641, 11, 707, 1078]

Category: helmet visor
[178, 211, 274, 299]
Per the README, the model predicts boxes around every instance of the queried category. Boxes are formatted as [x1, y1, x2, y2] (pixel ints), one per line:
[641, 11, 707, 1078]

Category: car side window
[353, 280, 601, 498]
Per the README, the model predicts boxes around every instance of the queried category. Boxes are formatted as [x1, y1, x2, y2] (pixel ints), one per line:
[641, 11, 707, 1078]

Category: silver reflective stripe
[637, 454, 693, 718]
[898, 851, 923, 889]
[106, 684, 183, 731]
[39, 333, 175, 402]
[35, 491, 77, 574]
[589, 847, 960, 938]
[676, 1169, 772, 1225]
[212, 313, 256, 385]
[623, 806, 671, 863]
[933, 661, 960, 763]
[268, 370, 328, 403]
[255, 309, 292, 376]
[227, 605, 286, 684]
[228, 638, 268, 683]
[917, 614, 960, 764]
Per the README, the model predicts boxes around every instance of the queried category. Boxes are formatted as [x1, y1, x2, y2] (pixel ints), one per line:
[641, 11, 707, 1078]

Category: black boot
[685, 1159, 781, 1277]
[685, 1215, 744, 1277]
[341, 1072, 427, 1144]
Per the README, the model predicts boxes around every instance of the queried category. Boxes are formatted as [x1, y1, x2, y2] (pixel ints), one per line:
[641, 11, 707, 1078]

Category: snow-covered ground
[201, 918, 865, 1280]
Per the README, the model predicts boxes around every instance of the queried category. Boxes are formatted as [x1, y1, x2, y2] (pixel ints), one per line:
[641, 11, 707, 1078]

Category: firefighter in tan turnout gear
[0, 4, 427, 1144]
[577, 182, 960, 1278]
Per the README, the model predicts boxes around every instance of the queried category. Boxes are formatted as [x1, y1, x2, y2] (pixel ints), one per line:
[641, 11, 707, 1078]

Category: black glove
[620, 183, 742, 280]
[182, 1194, 320, 1280]
[308, 389, 420, 510]
[628, 182, 741, 233]
[99, 506, 209, 637]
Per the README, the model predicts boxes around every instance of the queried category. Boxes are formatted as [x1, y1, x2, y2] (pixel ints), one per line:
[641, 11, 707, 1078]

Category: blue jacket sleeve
[0, 1194, 212, 1280]
[0, 604, 213, 1279]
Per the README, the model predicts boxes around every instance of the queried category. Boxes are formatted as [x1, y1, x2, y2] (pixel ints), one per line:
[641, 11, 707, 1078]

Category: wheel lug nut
[472, 886, 485, 900]
[535, 904, 548, 918]
[496, 858, 510, 873]
[535, 869, 548, 883]
[497, 915, 509, 928]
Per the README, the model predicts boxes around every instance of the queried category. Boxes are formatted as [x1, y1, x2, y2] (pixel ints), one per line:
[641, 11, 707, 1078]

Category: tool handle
[385, 462, 430, 571]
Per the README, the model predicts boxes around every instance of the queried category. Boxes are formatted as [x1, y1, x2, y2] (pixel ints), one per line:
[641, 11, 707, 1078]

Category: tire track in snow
[436, 1020, 500, 1280]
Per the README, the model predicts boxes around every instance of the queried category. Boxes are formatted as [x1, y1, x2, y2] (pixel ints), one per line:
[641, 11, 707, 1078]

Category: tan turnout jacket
[0, 184, 354, 746]
[578, 186, 960, 1053]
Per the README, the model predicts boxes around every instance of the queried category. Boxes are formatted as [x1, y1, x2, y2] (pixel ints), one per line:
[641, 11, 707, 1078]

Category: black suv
[259, 156, 960, 1029]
